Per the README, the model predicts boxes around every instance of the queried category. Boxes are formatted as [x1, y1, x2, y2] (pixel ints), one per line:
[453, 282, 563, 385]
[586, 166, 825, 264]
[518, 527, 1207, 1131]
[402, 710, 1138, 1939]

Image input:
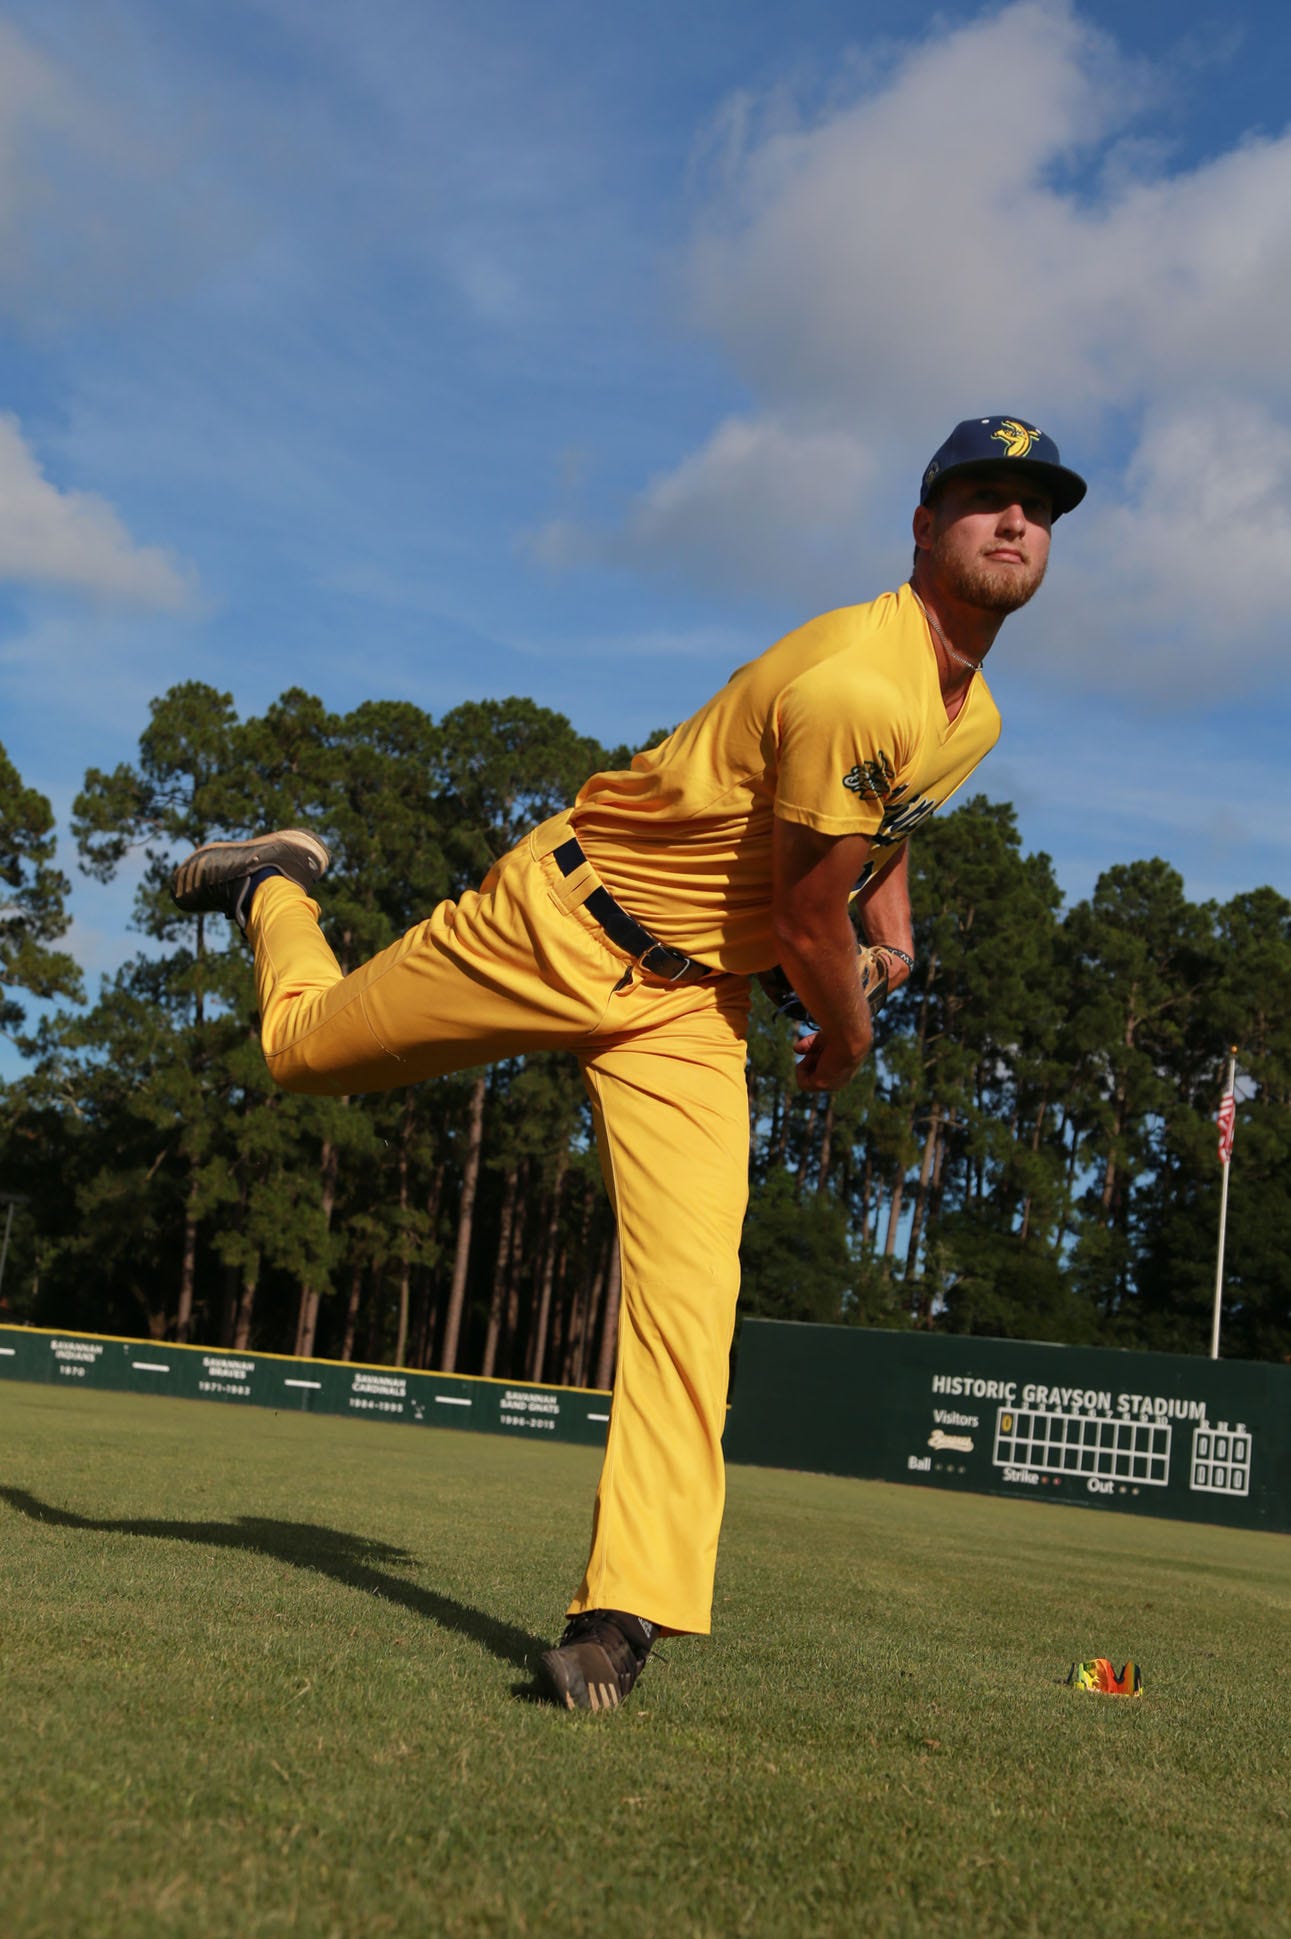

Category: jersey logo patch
[852, 794, 939, 891]
[842, 752, 894, 800]
[872, 795, 937, 846]
[992, 419, 1040, 459]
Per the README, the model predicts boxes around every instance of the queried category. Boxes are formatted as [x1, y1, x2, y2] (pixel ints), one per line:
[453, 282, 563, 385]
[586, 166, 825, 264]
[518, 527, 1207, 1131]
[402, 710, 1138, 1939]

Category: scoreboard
[726, 1323, 1287, 1533]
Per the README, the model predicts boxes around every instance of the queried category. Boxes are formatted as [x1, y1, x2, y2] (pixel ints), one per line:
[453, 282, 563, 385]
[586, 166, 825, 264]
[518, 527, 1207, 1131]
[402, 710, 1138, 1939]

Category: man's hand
[790, 1027, 867, 1093]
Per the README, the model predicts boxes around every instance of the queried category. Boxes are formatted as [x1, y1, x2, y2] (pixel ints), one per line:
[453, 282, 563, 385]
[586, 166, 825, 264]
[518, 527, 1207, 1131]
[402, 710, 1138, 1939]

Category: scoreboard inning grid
[994, 1405, 1252, 1496]
[995, 1405, 1171, 1485]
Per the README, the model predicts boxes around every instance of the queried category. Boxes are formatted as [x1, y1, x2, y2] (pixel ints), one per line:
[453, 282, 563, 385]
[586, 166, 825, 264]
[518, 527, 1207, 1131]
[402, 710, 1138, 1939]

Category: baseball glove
[756, 945, 891, 1029]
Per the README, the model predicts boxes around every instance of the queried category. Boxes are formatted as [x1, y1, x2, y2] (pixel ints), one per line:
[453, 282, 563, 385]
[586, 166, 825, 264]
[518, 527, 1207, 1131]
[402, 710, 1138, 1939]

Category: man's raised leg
[170, 823, 647, 1096]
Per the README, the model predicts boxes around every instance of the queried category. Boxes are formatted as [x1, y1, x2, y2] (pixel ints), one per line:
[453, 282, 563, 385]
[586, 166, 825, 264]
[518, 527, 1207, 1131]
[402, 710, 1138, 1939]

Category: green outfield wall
[724, 1321, 1290, 1534]
[8, 1319, 1286, 1535]
[0, 1323, 611, 1448]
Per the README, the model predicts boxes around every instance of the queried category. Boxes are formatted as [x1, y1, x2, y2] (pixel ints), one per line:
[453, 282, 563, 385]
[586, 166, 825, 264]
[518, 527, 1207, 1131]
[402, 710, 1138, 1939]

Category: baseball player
[171, 416, 1084, 1712]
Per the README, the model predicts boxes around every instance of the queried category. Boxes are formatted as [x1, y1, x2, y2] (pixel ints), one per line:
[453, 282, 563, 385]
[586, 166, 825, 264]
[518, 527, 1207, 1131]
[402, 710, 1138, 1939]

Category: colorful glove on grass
[1067, 1658, 1143, 1696]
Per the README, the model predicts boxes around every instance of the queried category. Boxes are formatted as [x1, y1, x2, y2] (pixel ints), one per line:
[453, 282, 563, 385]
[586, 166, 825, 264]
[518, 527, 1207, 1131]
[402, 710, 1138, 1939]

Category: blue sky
[3, 0, 1291, 1037]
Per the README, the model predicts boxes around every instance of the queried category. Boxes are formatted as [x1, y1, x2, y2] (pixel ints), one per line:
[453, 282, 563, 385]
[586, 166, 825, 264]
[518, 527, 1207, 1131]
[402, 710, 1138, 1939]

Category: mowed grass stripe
[1, 1384, 1287, 1939]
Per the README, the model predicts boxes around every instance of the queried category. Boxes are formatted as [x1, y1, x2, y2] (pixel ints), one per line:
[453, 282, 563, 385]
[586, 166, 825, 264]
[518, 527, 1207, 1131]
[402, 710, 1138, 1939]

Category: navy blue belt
[553, 837, 716, 984]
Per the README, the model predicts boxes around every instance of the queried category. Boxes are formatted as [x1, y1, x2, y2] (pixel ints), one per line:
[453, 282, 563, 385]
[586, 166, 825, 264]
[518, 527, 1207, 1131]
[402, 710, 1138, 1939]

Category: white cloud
[1004, 395, 1291, 703]
[0, 416, 194, 609]
[535, 415, 879, 602]
[621, 417, 877, 598]
[552, 0, 1291, 694]
[1080, 401, 1291, 640]
[683, 0, 1291, 421]
[688, 1, 1131, 423]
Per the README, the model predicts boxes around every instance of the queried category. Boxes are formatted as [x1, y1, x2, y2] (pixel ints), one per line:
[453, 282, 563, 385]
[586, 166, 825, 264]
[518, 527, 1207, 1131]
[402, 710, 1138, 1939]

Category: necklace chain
[910, 588, 983, 676]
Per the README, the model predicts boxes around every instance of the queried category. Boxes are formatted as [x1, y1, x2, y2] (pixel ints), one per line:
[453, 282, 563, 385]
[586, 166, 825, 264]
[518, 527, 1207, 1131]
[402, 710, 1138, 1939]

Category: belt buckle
[639, 942, 690, 982]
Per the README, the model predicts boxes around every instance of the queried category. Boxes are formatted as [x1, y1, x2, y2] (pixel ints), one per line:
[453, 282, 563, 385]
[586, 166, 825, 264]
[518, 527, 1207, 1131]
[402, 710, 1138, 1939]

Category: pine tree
[0, 741, 82, 1045]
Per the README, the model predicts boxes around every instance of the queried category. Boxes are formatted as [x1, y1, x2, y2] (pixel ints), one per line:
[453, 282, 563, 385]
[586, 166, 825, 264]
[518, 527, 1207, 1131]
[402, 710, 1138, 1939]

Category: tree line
[1, 684, 1287, 1374]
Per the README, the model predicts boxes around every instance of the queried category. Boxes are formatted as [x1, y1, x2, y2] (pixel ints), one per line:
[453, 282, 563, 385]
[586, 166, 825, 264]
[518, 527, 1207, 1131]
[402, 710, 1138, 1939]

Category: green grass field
[2, 1384, 1288, 1939]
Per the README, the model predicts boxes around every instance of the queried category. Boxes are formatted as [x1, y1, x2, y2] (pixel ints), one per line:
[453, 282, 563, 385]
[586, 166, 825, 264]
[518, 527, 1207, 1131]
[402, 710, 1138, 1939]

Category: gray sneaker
[539, 1609, 654, 1712]
[170, 830, 330, 930]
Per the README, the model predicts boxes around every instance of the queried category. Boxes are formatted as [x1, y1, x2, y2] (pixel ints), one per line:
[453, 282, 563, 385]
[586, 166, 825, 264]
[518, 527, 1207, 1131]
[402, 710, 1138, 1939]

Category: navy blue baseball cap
[920, 416, 1086, 518]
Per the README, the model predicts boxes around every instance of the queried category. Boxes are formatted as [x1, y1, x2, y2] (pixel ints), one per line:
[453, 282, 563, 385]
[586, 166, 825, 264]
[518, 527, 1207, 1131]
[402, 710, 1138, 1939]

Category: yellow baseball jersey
[571, 582, 1001, 974]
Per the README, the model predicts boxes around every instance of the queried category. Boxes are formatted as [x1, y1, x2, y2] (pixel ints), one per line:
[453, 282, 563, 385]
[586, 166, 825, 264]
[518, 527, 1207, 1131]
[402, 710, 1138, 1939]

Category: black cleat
[539, 1609, 654, 1713]
[170, 829, 330, 930]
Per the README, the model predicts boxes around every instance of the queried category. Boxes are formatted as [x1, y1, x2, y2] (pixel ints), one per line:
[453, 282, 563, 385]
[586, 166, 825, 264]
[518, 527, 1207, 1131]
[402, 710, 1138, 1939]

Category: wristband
[875, 944, 914, 973]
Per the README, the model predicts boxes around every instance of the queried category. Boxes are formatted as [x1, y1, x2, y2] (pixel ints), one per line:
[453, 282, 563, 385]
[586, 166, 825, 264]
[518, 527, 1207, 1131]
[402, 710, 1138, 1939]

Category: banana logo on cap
[992, 419, 1040, 458]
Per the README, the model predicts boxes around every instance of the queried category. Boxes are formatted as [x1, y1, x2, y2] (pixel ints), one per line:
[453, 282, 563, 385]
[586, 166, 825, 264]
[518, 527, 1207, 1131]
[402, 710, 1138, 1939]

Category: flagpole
[1209, 1048, 1238, 1361]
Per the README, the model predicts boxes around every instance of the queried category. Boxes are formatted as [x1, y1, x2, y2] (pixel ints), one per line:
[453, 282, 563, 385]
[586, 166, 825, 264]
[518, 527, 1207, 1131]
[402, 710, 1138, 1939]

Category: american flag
[1217, 1089, 1237, 1166]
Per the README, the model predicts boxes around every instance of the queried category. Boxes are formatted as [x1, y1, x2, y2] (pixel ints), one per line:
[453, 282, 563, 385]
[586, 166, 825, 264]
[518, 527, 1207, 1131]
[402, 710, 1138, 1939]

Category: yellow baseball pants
[247, 811, 751, 1636]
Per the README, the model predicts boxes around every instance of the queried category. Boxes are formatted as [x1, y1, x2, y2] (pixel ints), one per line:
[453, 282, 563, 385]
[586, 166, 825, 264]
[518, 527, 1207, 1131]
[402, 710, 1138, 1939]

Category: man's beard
[931, 536, 1048, 615]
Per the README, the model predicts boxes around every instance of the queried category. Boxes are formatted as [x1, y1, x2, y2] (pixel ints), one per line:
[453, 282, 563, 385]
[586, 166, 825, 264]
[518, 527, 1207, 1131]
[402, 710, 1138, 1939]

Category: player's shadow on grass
[0, 1485, 544, 1673]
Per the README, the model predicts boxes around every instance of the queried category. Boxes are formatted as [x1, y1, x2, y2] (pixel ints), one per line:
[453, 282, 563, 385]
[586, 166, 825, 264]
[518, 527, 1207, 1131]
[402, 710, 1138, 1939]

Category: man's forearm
[770, 817, 880, 1091]
[853, 847, 914, 969]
